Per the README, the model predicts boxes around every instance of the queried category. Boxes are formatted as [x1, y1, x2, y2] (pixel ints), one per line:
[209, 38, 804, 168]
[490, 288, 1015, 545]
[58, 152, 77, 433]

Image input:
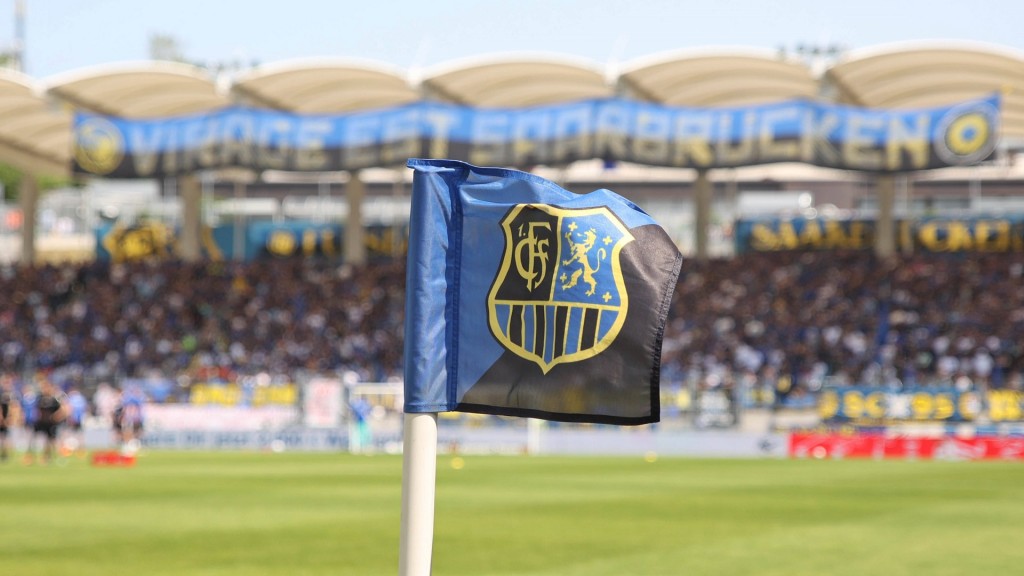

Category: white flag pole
[399, 412, 438, 576]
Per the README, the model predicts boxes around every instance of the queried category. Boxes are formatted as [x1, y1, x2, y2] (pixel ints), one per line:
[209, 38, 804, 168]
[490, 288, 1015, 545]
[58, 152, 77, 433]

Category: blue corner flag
[403, 159, 682, 425]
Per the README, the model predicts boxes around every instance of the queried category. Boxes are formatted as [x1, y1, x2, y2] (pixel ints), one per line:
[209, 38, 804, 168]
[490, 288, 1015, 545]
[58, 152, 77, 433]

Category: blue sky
[5, 0, 1023, 78]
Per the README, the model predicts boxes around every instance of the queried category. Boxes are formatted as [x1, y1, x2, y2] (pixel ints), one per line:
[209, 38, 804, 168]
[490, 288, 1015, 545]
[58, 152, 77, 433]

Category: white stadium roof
[46, 61, 230, 118]
[827, 41, 1024, 146]
[418, 53, 612, 107]
[0, 69, 69, 175]
[619, 47, 819, 106]
[231, 58, 419, 113]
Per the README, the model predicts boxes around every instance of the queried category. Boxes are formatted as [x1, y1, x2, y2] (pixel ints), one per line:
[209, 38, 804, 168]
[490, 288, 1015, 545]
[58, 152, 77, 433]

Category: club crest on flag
[488, 204, 634, 373]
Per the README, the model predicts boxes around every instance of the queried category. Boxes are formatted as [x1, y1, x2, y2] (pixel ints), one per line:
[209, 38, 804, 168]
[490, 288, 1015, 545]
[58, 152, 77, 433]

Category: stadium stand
[665, 251, 1024, 403]
[1, 42, 1024, 430]
[2, 251, 1022, 405]
[0, 258, 405, 394]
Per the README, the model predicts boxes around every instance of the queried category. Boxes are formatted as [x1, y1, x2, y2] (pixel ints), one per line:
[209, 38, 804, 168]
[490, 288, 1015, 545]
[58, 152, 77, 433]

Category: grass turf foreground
[1, 451, 1023, 576]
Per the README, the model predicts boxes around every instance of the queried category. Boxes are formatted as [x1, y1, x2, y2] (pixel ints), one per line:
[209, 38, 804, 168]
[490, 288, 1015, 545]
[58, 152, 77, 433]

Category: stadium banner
[365, 223, 409, 260]
[188, 382, 298, 407]
[694, 387, 740, 428]
[735, 218, 876, 252]
[912, 216, 1024, 252]
[143, 403, 300, 431]
[788, 432, 1024, 460]
[660, 384, 694, 418]
[136, 426, 794, 456]
[303, 378, 344, 428]
[735, 215, 1024, 253]
[246, 220, 342, 260]
[989, 390, 1024, 421]
[73, 95, 1000, 178]
[123, 376, 177, 403]
[141, 428, 350, 451]
[818, 386, 1024, 423]
[403, 159, 682, 425]
[95, 220, 231, 261]
[96, 220, 406, 262]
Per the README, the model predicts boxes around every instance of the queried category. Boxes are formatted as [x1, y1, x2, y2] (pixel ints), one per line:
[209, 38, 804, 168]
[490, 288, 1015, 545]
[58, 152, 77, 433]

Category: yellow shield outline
[487, 203, 634, 373]
[935, 100, 999, 165]
[74, 117, 125, 176]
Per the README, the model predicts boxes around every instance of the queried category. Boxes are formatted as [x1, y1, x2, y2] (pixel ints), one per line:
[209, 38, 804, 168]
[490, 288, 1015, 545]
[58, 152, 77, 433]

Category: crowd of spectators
[2, 250, 1024, 402]
[664, 251, 1024, 401]
[0, 258, 406, 389]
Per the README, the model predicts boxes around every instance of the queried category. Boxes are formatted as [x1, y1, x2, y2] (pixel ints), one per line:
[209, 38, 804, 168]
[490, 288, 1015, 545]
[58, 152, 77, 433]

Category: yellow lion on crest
[561, 227, 606, 297]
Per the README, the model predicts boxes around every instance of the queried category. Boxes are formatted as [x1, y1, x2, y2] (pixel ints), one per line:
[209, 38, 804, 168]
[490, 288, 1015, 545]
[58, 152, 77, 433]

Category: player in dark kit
[112, 386, 145, 453]
[0, 375, 14, 461]
[28, 378, 68, 464]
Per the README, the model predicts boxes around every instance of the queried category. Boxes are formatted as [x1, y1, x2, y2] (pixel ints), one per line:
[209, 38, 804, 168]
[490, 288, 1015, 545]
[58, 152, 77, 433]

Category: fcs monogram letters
[488, 204, 634, 373]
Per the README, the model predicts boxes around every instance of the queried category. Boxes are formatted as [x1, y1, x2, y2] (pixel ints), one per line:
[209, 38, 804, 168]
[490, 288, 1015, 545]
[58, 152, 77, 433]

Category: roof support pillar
[694, 169, 712, 261]
[233, 180, 247, 261]
[344, 170, 367, 266]
[178, 173, 202, 262]
[18, 174, 37, 264]
[874, 174, 896, 258]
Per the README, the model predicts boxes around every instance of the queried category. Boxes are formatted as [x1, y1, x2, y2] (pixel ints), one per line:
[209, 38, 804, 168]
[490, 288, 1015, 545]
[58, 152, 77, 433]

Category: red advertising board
[789, 433, 1024, 460]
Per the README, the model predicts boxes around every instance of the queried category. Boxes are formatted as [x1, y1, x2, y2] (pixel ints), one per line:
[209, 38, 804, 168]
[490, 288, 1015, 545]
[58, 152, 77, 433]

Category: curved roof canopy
[419, 54, 612, 107]
[231, 58, 419, 113]
[46, 61, 229, 118]
[828, 42, 1024, 142]
[619, 49, 819, 106]
[0, 70, 70, 175]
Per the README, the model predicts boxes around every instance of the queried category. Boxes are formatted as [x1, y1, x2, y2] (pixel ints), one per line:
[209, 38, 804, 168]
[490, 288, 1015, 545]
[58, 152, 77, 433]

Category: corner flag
[403, 159, 682, 425]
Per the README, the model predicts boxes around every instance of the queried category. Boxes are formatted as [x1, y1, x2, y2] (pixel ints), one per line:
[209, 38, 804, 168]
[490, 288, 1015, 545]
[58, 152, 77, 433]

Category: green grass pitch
[2, 451, 1023, 575]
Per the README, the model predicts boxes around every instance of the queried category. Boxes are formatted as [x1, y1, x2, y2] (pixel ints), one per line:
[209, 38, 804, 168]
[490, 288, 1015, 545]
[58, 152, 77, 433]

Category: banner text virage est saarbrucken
[73, 96, 1000, 178]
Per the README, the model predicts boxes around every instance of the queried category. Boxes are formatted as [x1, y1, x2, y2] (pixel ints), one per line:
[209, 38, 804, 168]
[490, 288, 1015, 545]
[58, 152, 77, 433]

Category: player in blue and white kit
[64, 387, 90, 455]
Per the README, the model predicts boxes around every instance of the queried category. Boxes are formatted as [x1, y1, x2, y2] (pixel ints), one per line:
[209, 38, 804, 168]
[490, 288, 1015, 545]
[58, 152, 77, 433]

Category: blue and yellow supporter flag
[403, 159, 682, 425]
